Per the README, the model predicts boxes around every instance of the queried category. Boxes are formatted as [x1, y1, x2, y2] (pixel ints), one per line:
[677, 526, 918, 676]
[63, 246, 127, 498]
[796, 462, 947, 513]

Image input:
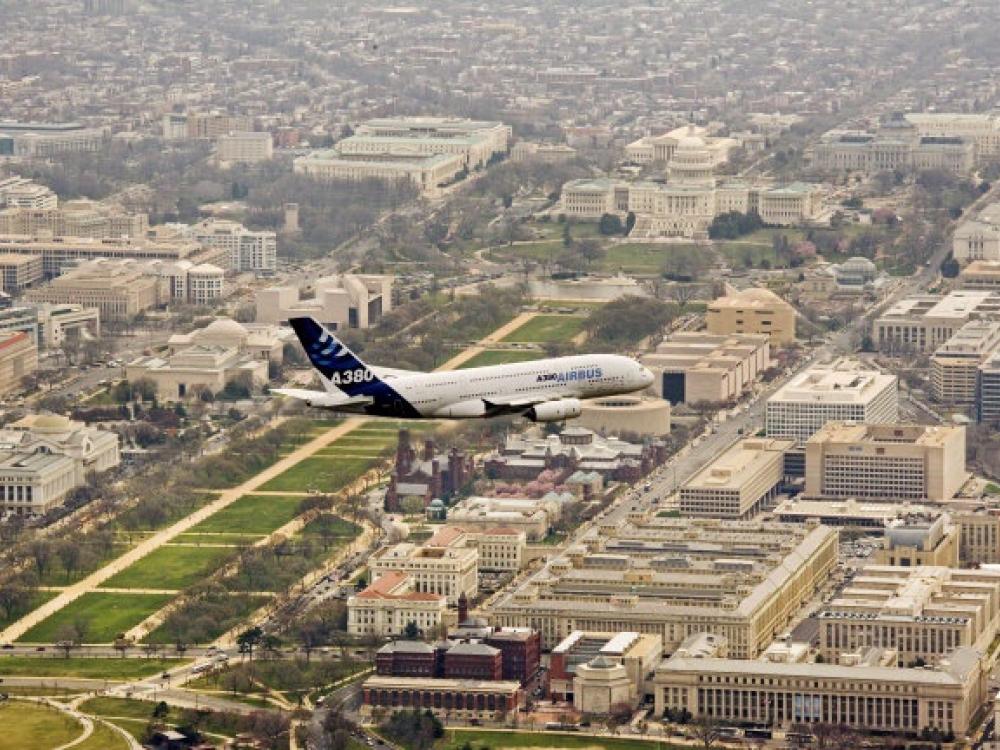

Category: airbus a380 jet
[273, 317, 655, 422]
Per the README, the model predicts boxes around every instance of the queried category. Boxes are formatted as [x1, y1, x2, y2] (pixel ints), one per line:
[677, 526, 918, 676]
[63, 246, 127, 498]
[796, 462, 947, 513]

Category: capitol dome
[676, 134, 707, 152]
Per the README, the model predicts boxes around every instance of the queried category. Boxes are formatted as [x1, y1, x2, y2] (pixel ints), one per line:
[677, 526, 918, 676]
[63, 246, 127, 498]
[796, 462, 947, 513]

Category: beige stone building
[461, 528, 526, 573]
[655, 647, 985, 736]
[487, 516, 837, 657]
[0, 414, 120, 516]
[805, 422, 967, 502]
[347, 571, 448, 638]
[126, 346, 268, 401]
[874, 291, 1000, 352]
[0, 200, 148, 240]
[0, 253, 43, 293]
[679, 437, 794, 518]
[818, 565, 1000, 666]
[216, 131, 272, 164]
[931, 320, 1000, 404]
[550, 630, 662, 710]
[0, 331, 36, 396]
[294, 150, 466, 194]
[875, 513, 960, 568]
[370, 527, 478, 605]
[256, 274, 393, 330]
[766, 359, 898, 442]
[445, 496, 554, 541]
[959, 260, 1000, 290]
[577, 395, 671, 437]
[0, 234, 210, 277]
[642, 332, 770, 406]
[23, 261, 161, 321]
[706, 286, 796, 344]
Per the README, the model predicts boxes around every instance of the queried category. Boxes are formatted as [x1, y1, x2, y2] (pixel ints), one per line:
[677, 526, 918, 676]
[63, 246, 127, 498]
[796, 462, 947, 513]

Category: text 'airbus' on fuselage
[272, 317, 654, 422]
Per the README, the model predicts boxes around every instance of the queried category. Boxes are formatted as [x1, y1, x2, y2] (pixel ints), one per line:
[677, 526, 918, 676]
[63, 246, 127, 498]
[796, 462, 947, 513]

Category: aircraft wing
[484, 392, 565, 409]
[271, 388, 373, 410]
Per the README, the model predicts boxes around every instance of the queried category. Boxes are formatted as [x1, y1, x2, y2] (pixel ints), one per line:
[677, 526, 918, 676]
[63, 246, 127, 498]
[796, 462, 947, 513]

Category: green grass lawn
[502, 315, 585, 343]
[438, 729, 681, 750]
[0, 656, 185, 679]
[299, 515, 361, 538]
[0, 590, 57, 631]
[186, 495, 305, 535]
[18, 593, 174, 644]
[75, 720, 131, 750]
[0, 700, 83, 750]
[258, 456, 377, 493]
[81, 697, 242, 743]
[458, 350, 545, 369]
[37, 543, 134, 586]
[600, 243, 693, 274]
[716, 240, 780, 269]
[101, 545, 235, 591]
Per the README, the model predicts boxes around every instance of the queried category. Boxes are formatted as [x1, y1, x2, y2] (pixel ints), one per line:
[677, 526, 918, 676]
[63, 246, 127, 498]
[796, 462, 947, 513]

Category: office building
[0, 414, 119, 515]
[642, 332, 770, 406]
[979, 352, 1000, 424]
[655, 646, 984, 736]
[0, 234, 210, 277]
[765, 359, 898, 442]
[874, 514, 960, 568]
[874, 291, 1000, 352]
[488, 516, 837, 657]
[354, 117, 510, 163]
[706, 286, 797, 344]
[818, 565, 1000, 665]
[216, 131, 272, 164]
[773, 497, 942, 533]
[0, 253, 43, 294]
[0, 122, 105, 158]
[959, 261, 1000, 290]
[0, 200, 148, 240]
[445, 496, 553, 541]
[191, 219, 276, 275]
[510, 141, 577, 164]
[347, 571, 448, 638]
[23, 261, 161, 321]
[905, 112, 1000, 161]
[931, 321, 1000, 404]
[162, 112, 254, 141]
[805, 422, 967, 502]
[294, 149, 466, 194]
[0, 177, 57, 210]
[0, 331, 36, 397]
[460, 528, 526, 572]
[679, 437, 794, 518]
[954, 214, 1000, 263]
[370, 527, 478, 606]
[256, 274, 392, 329]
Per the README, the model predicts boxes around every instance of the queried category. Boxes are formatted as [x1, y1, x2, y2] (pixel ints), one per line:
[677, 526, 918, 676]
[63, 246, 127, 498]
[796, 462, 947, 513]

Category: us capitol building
[561, 129, 823, 239]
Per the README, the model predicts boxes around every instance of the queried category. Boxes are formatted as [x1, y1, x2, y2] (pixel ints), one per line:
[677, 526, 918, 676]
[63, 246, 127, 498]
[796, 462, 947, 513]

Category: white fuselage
[381, 353, 653, 418]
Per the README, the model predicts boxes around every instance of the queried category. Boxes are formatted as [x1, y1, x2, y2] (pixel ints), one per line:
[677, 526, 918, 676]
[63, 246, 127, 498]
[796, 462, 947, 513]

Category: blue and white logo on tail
[288, 317, 419, 417]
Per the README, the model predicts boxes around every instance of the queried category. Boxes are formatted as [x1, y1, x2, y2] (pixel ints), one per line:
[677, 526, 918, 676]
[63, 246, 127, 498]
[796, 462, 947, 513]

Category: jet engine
[525, 399, 583, 422]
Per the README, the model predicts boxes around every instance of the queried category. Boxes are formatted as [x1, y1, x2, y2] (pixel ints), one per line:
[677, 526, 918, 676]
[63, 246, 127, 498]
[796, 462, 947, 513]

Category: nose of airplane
[639, 366, 654, 387]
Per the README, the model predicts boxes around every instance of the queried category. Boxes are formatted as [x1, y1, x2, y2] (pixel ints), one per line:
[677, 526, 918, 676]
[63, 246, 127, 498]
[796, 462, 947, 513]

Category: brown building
[384, 429, 473, 512]
[375, 641, 439, 678]
[443, 641, 502, 681]
[361, 676, 521, 719]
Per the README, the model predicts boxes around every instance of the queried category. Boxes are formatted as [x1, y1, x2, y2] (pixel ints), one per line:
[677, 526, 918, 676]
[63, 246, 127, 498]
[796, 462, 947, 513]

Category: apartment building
[488, 516, 837, 657]
[679, 437, 794, 518]
[256, 274, 392, 329]
[804, 423, 967, 502]
[766, 359, 898, 442]
[0, 253, 43, 293]
[655, 647, 984, 736]
[642, 332, 770, 406]
[347, 571, 448, 638]
[216, 131, 273, 164]
[818, 565, 1000, 665]
[191, 218, 276, 275]
[874, 291, 1000, 353]
[706, 286, 796, 344]
[370, 527, 478, 605]
[931, 320, 1000, 404]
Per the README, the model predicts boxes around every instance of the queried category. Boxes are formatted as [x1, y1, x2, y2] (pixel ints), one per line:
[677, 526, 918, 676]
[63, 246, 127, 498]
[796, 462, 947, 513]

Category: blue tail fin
[288, 317, 382, 397]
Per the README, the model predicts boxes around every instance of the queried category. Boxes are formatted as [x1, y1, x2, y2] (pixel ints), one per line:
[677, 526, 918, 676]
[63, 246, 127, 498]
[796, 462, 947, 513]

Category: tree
[403, 620, 421, 639]
[625, 211, 636, 235]
[56, 540, 81, 583]
[28, 539, 53, 579]
[113, 635, 133, 658]
[690, 714, 722, 749]
[237, 626, 264, 677]
[941, 254, 960, 278]
[598, 213, 623, 235]
[54, 623, 82, 658]
[576, 238, 606, 269]
[668, 283, 699, 310]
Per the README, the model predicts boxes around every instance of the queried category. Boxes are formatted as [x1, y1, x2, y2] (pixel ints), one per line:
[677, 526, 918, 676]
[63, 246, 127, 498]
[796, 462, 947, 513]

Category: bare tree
[690, 714, 722, 749]
[669, 283, 700, 310]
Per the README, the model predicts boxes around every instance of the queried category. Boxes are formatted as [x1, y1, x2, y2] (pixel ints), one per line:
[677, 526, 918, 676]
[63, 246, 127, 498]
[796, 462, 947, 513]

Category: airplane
[273, 316, 655, 422]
